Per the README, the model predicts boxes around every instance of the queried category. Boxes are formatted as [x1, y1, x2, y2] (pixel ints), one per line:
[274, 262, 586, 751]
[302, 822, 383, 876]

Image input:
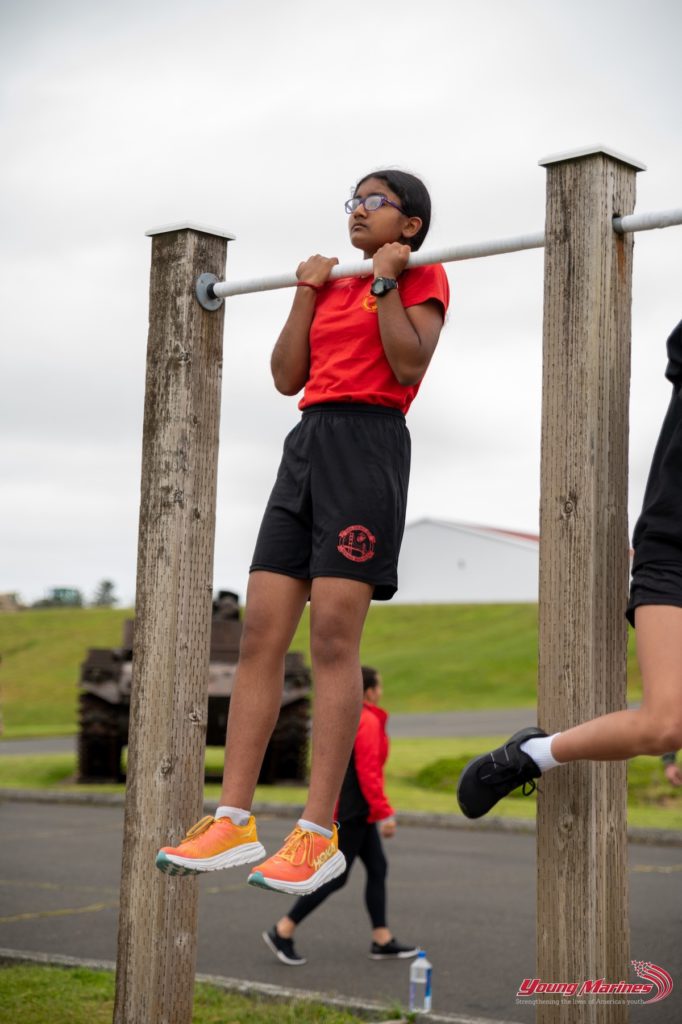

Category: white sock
[297, 818, 332, 839]
[519, 734, 563, 773]
[215, 805, 250, 826]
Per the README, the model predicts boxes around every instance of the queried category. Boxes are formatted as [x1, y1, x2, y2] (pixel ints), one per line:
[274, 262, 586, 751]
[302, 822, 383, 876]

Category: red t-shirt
[299, 263, 450, 415]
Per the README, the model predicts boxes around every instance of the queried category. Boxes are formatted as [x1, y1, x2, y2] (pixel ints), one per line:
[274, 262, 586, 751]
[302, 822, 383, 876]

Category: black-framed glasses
[344, 194, 404, 215]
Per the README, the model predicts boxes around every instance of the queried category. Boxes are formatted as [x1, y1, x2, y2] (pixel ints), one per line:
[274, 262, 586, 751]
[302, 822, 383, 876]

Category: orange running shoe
[155, 815, 265, 877]
[247, 824, 346, 895]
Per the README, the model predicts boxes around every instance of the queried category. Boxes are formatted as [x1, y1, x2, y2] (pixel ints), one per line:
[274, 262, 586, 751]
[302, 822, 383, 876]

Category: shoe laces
[181, 815, 217, 843]
[277, 827, 321, 868]
[476, 759, 538, 797]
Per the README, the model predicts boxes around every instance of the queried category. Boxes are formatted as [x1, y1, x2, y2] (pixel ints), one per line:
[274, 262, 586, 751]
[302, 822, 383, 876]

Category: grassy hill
[0, 608, 132, 736]
[0, 604, 643, 737]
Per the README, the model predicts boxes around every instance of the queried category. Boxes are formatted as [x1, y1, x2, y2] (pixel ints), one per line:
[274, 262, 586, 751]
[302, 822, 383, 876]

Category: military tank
[77, 590, 311, 785]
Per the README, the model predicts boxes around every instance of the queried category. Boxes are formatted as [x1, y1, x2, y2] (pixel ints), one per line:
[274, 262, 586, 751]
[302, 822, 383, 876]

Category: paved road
[0, 736, 78, 756]
[1, 800, 680, 1023]
[0, 709, 536, 758]
[389, 709, 535, 738]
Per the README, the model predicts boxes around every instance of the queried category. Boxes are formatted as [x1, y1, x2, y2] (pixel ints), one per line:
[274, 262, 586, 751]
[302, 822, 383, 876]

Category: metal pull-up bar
[203, 231, 546, 302]
[121, 149, 680, 1024]
[193, 206, 682, 307]
[615, 206, 682, 233]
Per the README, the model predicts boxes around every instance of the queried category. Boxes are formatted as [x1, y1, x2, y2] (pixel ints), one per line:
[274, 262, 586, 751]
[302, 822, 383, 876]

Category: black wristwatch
[370, 276, 398, 298]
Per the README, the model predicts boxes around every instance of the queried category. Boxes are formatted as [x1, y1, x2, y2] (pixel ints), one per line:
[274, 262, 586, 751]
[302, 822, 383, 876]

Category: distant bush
[415, 756, 470, 792]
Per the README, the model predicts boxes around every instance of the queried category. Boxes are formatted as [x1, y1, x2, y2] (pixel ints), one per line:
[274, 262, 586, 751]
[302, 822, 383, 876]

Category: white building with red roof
[396, 518, 539, 604]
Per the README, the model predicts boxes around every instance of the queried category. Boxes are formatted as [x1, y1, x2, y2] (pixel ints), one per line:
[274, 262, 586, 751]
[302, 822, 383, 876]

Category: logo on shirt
[337, 525, 376, 563]
[362, 295, 378, 313]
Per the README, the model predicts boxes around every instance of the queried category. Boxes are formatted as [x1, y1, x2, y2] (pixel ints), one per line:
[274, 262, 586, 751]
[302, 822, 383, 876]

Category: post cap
[145, 222, 236, 240]
[538, 145, 646, 172]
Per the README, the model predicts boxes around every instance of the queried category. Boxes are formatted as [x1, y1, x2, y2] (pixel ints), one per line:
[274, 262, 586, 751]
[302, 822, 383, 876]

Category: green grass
[0, 605, 671, 825]
[0, 965, 372, 1024]
[0, 608, 131, 736]
[2, 738, 680, 831]
[0, 605, 645, 736]
[361, 603, 544, 711]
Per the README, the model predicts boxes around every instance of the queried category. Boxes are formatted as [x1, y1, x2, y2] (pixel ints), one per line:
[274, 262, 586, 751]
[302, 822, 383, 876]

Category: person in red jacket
[262, 666, 419, 966]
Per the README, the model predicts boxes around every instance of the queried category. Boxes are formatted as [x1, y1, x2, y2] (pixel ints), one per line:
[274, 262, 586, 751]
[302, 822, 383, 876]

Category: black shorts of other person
[627, 320, 682, 627]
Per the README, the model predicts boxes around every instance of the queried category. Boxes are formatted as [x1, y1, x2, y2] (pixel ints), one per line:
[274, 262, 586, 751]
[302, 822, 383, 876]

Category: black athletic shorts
[626, 560, 682, 627]
[250, 402, 411, 600]
[626, 321, 682, 627]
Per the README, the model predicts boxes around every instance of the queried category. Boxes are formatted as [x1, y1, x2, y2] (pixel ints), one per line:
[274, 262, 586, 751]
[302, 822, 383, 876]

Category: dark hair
[354, 169, 431, 251]
[362, 665, 380, 691]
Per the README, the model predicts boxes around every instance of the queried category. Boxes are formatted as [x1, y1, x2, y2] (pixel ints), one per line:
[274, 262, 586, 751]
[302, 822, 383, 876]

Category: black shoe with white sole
[262, 926, 307, 966]
[456, 726, 546, 819]
[369, 938, 420, 960]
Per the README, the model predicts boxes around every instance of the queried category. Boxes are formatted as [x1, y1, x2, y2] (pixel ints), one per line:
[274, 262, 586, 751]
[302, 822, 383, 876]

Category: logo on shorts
[337, 525, 376, 563]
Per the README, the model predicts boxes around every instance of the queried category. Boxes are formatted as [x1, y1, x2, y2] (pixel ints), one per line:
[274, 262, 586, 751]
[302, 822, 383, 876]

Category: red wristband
[296, 281, 321, 291]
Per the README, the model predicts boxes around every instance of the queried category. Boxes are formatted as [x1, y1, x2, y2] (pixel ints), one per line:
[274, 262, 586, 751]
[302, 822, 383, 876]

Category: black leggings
[287, 817, 388, 929]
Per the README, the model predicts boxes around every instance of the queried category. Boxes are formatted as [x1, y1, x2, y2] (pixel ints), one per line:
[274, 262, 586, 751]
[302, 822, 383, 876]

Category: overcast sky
[2, 0, 681, 606]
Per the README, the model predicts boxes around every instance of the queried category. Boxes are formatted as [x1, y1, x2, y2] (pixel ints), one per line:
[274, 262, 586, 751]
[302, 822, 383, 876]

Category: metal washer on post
[195, 272, 224, 311]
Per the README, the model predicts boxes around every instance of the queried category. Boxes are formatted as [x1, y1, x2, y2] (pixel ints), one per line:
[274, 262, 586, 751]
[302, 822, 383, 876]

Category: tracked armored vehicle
[77, 591, 311, 784]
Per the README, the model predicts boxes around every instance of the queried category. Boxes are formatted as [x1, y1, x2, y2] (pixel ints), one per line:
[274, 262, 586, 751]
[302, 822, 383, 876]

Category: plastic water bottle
[409, 950, 432, 1013]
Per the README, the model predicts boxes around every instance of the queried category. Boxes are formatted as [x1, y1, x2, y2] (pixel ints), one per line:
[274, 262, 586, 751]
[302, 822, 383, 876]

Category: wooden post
[114, 224, 233, 1024]
[537, 148, 643, 1024]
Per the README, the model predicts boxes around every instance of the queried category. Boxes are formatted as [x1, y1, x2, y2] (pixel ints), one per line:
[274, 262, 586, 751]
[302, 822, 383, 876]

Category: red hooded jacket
[336, 701, 394, 823]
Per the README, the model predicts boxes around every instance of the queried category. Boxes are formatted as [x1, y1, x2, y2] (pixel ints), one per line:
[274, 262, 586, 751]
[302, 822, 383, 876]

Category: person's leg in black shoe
[358, 820, 419, 960]
[262, 817, 365, 965]
[457, 726, 547, 819]
[458, 319, 682, 820]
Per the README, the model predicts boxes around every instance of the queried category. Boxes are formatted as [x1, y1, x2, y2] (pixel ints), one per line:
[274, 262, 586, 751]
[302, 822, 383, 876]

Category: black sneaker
[369, 938, 420, 960]
[456, 727, 546, 819]
[262, 926, 307, 966]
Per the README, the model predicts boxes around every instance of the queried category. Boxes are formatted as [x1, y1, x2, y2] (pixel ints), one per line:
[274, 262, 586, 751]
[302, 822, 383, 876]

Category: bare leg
[219, 571, 310, 809]
[302, 577, 373, 829]
[552, 605, 682, 762]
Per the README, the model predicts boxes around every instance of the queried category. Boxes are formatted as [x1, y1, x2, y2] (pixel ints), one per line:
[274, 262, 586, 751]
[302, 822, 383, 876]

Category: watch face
[371, 277, 396, 296]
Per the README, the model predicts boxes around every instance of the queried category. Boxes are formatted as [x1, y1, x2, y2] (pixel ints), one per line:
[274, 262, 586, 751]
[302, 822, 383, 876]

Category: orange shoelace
[180, 816, 216, 843]
[277, 827, 322, 867]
